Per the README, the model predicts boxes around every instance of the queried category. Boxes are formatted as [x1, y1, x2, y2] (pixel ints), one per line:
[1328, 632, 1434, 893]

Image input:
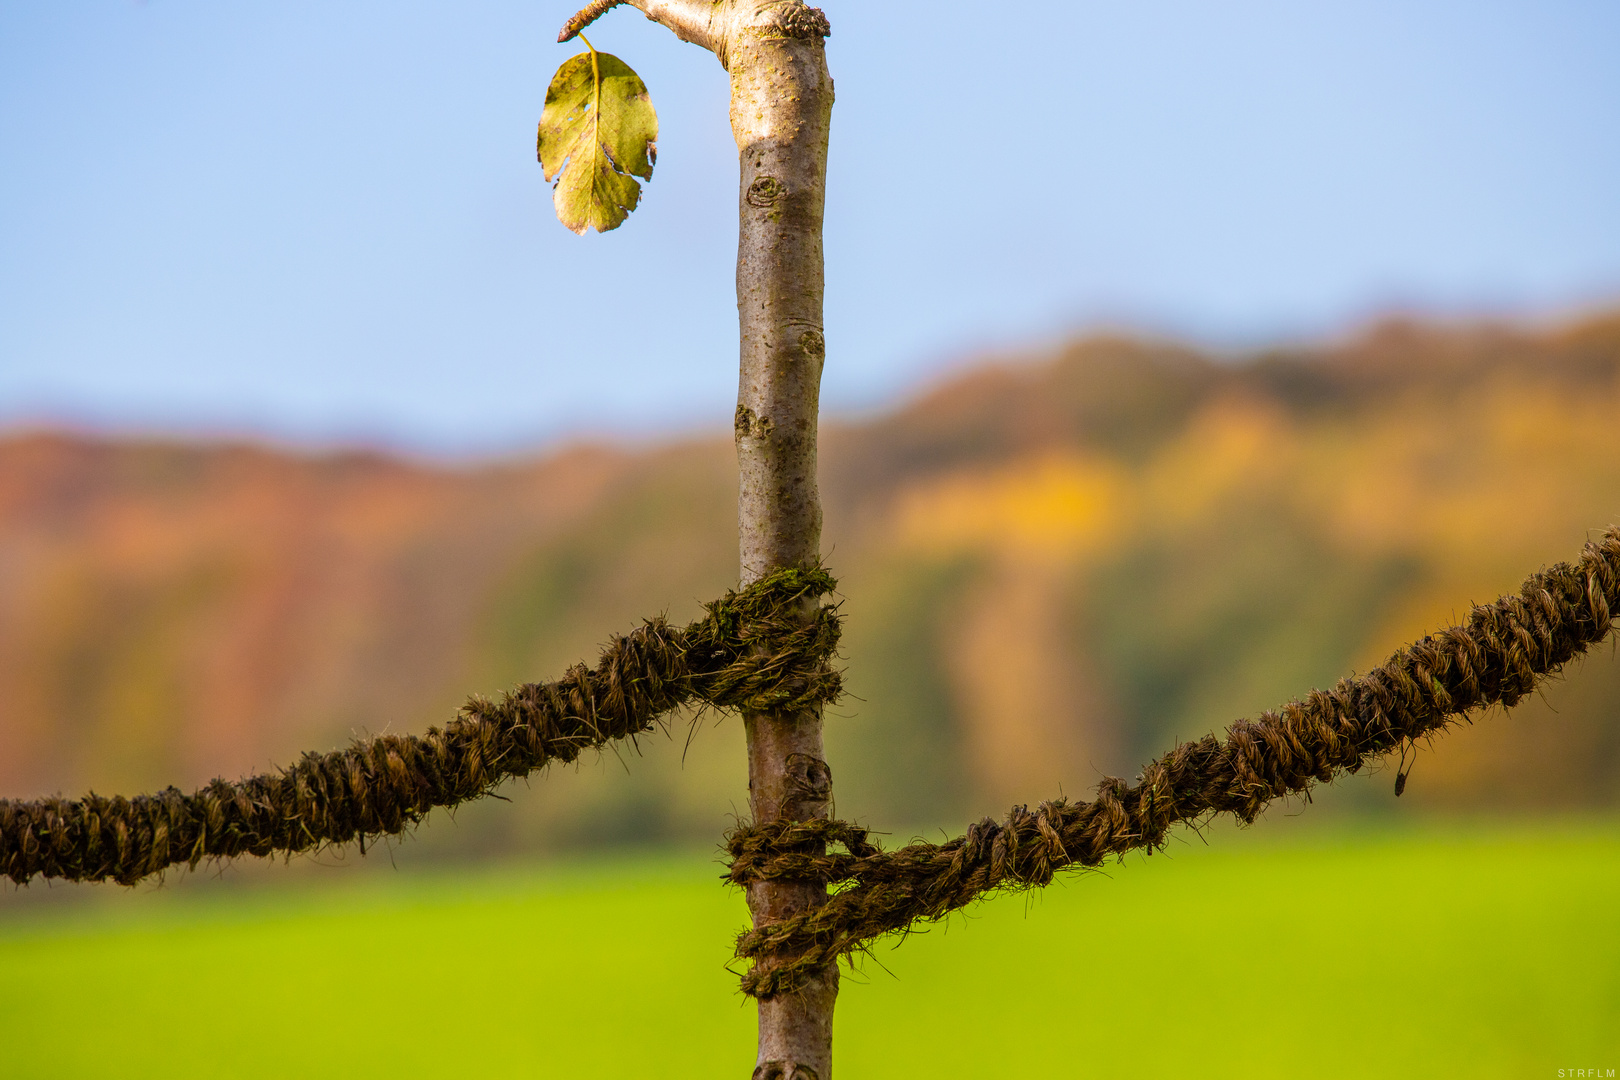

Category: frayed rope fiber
[0, 567, 841, 886]
[725, 528, 1620, 999]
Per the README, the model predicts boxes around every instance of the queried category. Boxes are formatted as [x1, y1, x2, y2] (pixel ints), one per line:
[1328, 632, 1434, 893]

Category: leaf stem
[579, 34, 602, 113]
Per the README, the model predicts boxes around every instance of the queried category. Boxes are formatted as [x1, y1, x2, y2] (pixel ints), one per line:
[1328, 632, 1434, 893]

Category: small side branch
[558, 0, 726, 56]
[558, 0, 624, 43]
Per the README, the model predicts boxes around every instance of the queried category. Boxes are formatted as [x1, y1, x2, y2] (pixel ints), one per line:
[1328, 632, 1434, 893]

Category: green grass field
[2, 819, 1616, 1078]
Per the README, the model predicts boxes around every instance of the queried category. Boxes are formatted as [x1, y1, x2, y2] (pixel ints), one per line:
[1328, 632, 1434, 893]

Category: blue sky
[3, 0, 1617, 453]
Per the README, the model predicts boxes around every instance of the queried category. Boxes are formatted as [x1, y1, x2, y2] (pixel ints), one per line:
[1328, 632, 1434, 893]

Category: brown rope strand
[0, 567, 841, 886]
[726, 528, 1620, 998]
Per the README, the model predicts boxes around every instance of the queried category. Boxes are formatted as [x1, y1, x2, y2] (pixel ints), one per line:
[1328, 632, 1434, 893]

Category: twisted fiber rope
[0, 567, 842, 887]
[727, 528, 1620, 998]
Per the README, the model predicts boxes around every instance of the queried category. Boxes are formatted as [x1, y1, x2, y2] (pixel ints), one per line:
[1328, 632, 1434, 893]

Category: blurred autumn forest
[3, 313, 1619, 863]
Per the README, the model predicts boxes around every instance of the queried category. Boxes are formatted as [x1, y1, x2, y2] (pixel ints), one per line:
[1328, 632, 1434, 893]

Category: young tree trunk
[730, 19, 836, 1080]
[561, 3, 836, 1076]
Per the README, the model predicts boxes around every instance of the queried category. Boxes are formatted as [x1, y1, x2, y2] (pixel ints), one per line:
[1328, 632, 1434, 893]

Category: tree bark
[560, 4, 836, 1076]
[729, 18, 835, 1080]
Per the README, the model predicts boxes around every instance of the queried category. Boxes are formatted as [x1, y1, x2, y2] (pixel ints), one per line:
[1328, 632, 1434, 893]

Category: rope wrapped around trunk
[724, 528, 1620, 999]
[0, 567, 841, 886]
[7, 526, 1619, 1001]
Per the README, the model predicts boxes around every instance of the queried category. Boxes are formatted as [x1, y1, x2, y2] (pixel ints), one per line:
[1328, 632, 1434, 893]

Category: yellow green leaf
[536, 48, 657, 235]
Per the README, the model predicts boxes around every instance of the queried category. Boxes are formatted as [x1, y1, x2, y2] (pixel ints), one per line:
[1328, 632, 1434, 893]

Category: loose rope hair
[0, 567, 841, 886]
[724, 528, 1620, 998]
